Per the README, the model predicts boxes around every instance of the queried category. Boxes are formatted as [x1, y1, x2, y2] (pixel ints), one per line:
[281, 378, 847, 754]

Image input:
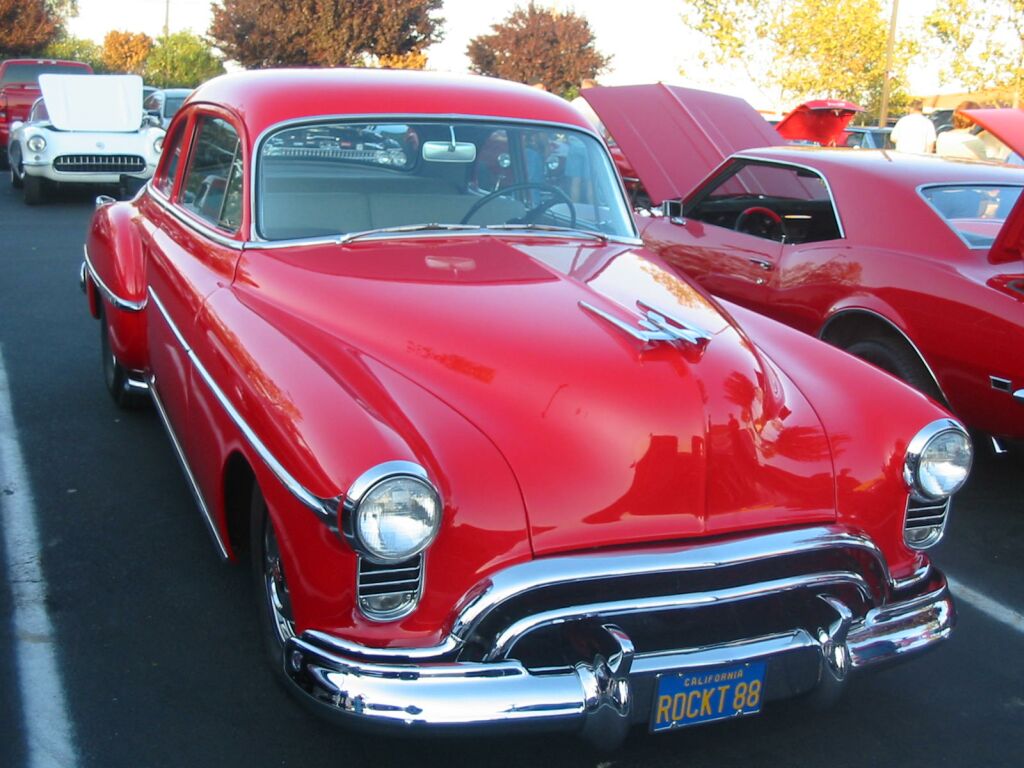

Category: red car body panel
[591, 85, 1024, 440]
[962, 107, 1024, 156]
[0, 59, 92, 152]
[582, 84, 783, 204]
[775, 99, 863, 147]
[81, 70, 965, 737]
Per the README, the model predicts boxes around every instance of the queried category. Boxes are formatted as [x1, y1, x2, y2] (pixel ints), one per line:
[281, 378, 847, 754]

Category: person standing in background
[891, 100, 936, 154]
[936, 101, 986, 161]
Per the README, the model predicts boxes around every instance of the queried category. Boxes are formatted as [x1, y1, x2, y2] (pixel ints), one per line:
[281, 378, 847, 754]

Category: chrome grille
[356, 555, 423, 621]
[54, 154, 146, 173]
[904, 495, 950, 549]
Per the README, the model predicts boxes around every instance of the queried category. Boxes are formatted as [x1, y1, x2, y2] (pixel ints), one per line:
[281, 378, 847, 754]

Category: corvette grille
[54, 154, 146, 173]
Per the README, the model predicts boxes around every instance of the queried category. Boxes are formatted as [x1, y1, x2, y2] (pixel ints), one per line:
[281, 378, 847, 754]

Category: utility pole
[163, 0, 170, 38]
[878, 0, 899, 127]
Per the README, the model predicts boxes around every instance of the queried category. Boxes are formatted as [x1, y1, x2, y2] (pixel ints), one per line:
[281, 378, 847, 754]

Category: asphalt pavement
[0, 182, 1022, 767]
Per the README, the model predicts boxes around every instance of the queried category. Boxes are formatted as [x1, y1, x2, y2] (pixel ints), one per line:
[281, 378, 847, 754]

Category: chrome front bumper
[283, 528, 954, 746]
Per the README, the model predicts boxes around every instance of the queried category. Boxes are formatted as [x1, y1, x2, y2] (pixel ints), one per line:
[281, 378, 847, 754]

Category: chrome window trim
[818, 307, 949, 404]
[148, 373, 230, 560]
[915, 181, 1024, 250]
[726, 154, 847, 240]
[82, 244, 147, 312]
[148, 285, 340, 527]
[147, 183, 246, 251]
[249, 112, 638, 243]
[248, 229, 643, 250]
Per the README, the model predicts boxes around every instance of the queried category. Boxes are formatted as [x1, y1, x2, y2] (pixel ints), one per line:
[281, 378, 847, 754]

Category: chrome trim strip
[891, 561, 931, 592]
[147, 186, 245, 251]
[729, 154, 847, 240]
[249, 113, 638, 243]
[485, 571, 870, 662]
[147, 286, 340, 527]
[82, 245, 147, 312]
[1014, 388, 1024, 404]
[148, 374, 230, 560]
[818, 307, 950, 404]
[915, 181, 1024, 250]
[249, 229, 644, 251]
[990, 375, 1012, 392]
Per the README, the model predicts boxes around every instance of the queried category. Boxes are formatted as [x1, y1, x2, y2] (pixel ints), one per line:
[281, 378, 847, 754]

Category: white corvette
[9, 73, 165, 205]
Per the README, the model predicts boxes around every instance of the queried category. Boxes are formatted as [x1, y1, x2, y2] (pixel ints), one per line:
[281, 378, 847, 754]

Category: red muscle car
[81, 69, 970, 745]
[585, 84, 1024, 448]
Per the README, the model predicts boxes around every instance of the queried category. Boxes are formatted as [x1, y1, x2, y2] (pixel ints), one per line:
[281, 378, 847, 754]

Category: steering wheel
[734, 206, 787, 240]
[461, 182, 577, 227]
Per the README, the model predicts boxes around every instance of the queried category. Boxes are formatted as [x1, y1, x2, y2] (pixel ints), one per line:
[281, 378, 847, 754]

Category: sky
[67, 0, 942, 111]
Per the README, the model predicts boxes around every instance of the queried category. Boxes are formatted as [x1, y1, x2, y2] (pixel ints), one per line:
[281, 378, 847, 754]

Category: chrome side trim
[148, 374, 230, 560]
[485, 571, 870, 662]
[1015, 388, 1024, 405]
[891, 561, 931, 592]
[818, 307, 949, 404]
[82, 245, 147, 312]
[147, 286, 340, 527]
[729, 154, 847, 240]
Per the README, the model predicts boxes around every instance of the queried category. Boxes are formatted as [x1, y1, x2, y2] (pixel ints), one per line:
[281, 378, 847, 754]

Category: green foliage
[926, 0, 1024, 105]
[208, 0, 443, 68]
[683, 0, 914, 118]
[466, 2, 610, 98]
[145, 31, 225, 88]
[42, 35, 105, 71]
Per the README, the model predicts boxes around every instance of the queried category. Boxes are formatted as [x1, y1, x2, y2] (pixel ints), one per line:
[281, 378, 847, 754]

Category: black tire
[23, 174, 46, 205]
[0, 145, 8, 171]
[250, 484, 296, 673]
[844, 337, 943, 402]
[9, 145, 23, 190]
[100, 307, 148, 409]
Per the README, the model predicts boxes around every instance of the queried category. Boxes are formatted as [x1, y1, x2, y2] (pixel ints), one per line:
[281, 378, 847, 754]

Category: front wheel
[9, 145, 23, 189]
[23, 174, 46, 205]
[251, 484, 296, 672]
[843, 337, 943, 402]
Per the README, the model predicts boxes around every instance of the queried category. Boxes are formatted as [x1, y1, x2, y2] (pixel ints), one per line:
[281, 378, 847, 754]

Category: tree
[0, 0, 61, 57]
[926, 0, 1024, 106]
[683, 0, 913, 118]
[208, 0, 443, 69]
[145, 31, 225, 88]
[101, 30, 154, 75]
[43, 35, 105, 71]
[466, 2, 610, 98]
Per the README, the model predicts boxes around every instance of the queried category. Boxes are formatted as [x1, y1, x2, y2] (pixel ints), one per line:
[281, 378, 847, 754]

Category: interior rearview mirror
[422, 141, 477, 163]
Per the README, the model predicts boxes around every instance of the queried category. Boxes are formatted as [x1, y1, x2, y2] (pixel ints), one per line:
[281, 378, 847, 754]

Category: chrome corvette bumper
[283, 528, 954, 746]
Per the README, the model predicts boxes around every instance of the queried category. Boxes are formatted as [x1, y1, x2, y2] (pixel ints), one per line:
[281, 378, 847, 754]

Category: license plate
[651, 661, 766, 732]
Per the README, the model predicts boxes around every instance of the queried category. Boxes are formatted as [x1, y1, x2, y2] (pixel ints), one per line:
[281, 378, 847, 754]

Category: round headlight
[904, 419, 972, 500]
[27, 135, 46, 153]
[345, 464, 441, 563]
[153, 135, 164, 154]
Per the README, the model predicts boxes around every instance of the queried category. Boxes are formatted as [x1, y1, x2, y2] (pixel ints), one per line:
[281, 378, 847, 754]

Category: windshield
[165, 97, 186, 118]
[919, 184, 1023, 247]
[257, 119, 635, 241]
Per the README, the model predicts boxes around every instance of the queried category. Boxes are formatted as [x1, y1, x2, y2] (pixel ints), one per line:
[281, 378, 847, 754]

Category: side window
[685, 162, 841, 244]
[154, 119, 187, 198]
[143, 94, 158, 112]
[179, 116, 243, 233]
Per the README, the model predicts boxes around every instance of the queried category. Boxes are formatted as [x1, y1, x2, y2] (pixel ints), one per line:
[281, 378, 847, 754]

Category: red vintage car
[81, 69, 970, 745]
[775, 99, 864, 147]
[585, 84, 1024, 449]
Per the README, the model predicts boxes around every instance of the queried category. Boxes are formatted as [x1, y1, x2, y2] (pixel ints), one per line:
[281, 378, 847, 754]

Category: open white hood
[39, 74, 143, 132]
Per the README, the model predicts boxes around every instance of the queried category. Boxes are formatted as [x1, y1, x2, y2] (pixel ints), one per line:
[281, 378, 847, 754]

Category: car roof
[737, 145, 1024, 186]
[188, 69, 595, 144]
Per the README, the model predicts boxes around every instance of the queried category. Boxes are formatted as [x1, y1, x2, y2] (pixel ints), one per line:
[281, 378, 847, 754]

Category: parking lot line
[947, 575, 1024, 635]
[0, 345, 79, 768]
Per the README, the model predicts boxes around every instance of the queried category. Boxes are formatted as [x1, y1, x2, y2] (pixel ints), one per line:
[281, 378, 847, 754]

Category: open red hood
[963, 107, 1024, 157]
[775, 99, 863, 146]
[583, 84, 783, 204]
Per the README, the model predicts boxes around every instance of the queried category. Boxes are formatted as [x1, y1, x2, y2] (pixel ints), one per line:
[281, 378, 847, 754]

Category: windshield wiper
[482, 223, 610, 242]
[337, 223, 483, 244]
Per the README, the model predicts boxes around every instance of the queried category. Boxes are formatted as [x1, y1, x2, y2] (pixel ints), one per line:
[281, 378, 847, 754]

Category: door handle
[749, 258, 774, 272]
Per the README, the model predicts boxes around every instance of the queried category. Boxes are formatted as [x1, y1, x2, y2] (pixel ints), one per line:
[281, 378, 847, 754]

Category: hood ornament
[579, 300, 712, 347]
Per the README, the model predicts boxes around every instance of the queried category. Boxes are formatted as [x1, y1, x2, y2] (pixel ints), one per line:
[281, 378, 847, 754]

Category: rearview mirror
[422, 141, 477, 163]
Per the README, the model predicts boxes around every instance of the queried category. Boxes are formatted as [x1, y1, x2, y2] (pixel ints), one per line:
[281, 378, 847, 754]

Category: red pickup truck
[0, 58, 92, 169]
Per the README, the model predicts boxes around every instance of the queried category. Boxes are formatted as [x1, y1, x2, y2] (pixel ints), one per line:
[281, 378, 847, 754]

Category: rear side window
[155, 120, 187, 198]
[179, 116, 243, 233]
[920, 184, 1023, 247]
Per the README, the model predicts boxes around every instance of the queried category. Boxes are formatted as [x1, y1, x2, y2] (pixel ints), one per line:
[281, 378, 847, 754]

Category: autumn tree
[145, 31, 225, 88]
[101, 30, 154, 74]
[683, 0, 913, 118]
[466, 2, 609, 98]
[43, 35, 105, 71]
[926, 0, 1024, 106]
[208, 0, 443, 69]
[0, 0, 62, 57]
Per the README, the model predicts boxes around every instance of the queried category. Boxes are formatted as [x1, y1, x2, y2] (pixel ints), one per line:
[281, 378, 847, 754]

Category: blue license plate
[651, 661, 767, 732]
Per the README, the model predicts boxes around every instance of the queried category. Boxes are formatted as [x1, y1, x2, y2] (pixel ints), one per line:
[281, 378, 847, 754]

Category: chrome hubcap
[263, 520, 296, 645]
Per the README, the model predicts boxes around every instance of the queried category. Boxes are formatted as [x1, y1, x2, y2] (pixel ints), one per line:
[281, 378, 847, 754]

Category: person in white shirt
[891, 100, 936, 154]
[936, 101, 986, 161]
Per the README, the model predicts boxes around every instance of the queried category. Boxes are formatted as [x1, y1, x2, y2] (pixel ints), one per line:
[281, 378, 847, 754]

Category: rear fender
[85, 198, 149, 370]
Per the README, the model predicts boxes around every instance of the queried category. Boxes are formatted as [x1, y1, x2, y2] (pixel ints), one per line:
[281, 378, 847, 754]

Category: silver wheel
[262, 515, 296, 646]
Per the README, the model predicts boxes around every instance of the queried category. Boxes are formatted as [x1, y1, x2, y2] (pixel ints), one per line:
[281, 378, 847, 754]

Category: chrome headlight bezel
[341, 461, 442, 565]
[26, 134, 46, 153]
[153, 135, 164, 155]
[903, 418, 972, 502]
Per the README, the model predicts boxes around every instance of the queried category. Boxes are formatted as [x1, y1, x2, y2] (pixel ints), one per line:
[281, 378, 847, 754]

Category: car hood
[237, 236, 836, 556]
[775, 99, 863, 146]
[583, 84, 784, 204]
[39, 73, 143, 132]
[962, 107, 1024, 157]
